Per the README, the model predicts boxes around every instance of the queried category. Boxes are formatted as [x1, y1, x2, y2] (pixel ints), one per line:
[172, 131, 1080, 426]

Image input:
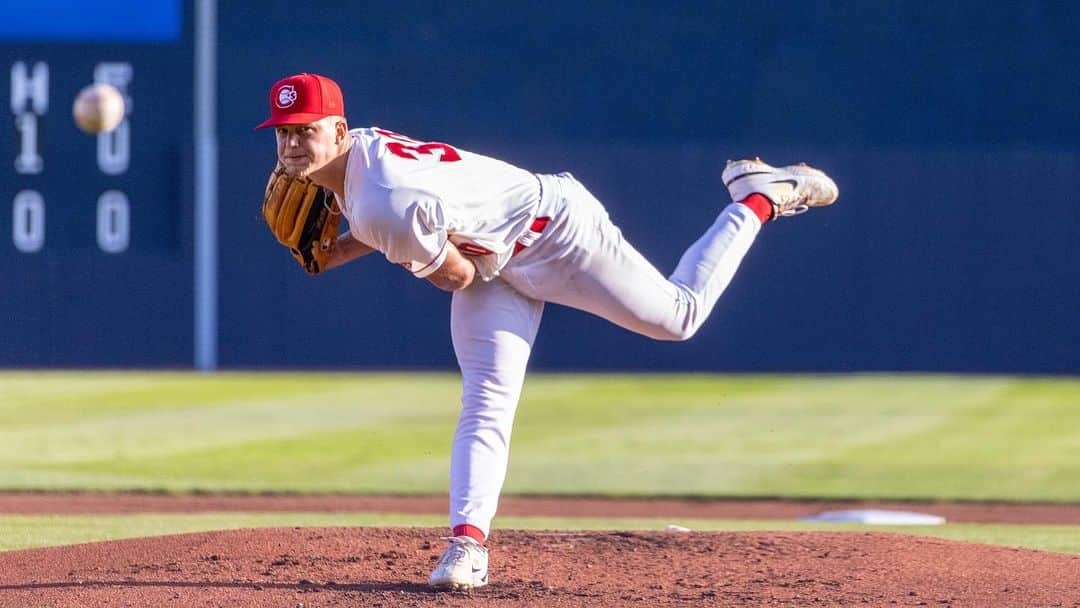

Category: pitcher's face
[275, 116, 342, 177]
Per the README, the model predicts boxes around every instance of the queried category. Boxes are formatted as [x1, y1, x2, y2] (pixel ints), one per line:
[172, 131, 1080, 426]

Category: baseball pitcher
[257, 73, 838, 591]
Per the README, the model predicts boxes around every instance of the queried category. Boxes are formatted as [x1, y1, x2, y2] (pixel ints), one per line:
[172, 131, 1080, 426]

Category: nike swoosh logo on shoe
[769, 179, 798, 188]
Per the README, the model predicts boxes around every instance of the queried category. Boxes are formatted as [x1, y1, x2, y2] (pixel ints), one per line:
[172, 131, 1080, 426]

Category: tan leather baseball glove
[262, 164, 341, 275]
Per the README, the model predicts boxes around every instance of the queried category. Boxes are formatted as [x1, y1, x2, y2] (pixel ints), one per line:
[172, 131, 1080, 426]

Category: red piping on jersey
[412, 241, 448, 276]
[457, 243, 495, 256]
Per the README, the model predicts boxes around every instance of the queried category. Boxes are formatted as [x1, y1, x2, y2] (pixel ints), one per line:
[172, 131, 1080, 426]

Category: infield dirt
[1, 494, 1079, 606]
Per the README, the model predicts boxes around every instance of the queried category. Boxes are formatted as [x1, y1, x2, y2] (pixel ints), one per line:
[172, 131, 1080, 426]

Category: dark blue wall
[5, 1, 1079, 372]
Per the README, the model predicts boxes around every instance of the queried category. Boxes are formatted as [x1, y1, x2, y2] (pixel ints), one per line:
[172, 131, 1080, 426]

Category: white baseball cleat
[722, 158, 839, 220]
[428, 536, 489, 591]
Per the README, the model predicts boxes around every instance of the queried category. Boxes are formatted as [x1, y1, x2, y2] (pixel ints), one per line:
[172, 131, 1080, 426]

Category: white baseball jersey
[336, 127, 544, 280]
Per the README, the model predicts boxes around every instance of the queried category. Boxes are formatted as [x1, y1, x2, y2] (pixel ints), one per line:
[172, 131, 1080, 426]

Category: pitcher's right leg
[507, 175, 760, 341]
[506, 167, 835, 342]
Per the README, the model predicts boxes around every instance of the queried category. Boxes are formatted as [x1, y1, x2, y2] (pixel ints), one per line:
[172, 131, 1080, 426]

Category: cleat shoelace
[436, 537, 480, 570]
[775, 181, 810, 217]
[439, 546, 468, 566]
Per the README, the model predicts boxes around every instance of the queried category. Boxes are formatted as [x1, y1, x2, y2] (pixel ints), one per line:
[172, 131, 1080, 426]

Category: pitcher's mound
[0, 527, 1077, 607]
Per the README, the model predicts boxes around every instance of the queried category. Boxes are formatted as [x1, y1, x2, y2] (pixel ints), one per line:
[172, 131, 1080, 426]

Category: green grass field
[0, 372, 1077, 553]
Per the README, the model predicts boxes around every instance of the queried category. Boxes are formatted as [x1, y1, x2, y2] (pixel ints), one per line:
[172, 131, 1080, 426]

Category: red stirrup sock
[453, 524, 486, 545]
[738, 193, 774, 224]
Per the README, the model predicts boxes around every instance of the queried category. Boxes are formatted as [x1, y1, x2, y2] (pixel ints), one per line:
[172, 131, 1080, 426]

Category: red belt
[513, 216, 551, 256]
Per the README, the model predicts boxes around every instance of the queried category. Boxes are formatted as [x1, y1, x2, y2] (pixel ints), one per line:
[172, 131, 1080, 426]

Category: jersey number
[376, 128, 461, 163]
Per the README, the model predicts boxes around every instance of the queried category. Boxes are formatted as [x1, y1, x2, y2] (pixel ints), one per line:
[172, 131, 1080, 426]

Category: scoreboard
[1, 1, 195, 365]
[10, 60, 145, 253]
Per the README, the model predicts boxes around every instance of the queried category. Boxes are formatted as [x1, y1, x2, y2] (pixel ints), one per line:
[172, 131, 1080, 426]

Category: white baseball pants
[449, 173, 762, 536]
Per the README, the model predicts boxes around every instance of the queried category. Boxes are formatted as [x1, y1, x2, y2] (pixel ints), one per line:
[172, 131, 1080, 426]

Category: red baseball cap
[256, 73, 345, 129]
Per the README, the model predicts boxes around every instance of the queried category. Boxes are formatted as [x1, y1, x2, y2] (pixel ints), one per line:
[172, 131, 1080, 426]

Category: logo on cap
[276, 85, 298, 108]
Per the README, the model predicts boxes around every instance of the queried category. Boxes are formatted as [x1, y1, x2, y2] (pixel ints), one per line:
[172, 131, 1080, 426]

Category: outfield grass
[0, 371, 1076, 501]
[1, 513, 1077, 555]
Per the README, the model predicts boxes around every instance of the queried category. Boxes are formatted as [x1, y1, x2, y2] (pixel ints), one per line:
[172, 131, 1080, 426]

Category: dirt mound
[0, 527, 1077, 607]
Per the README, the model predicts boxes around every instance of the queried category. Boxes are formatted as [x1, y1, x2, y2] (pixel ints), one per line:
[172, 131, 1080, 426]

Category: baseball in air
[72, 83, 126, 134]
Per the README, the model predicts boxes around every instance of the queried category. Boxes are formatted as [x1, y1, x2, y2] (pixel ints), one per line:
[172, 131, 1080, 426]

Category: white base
[802, 509, 946, 525]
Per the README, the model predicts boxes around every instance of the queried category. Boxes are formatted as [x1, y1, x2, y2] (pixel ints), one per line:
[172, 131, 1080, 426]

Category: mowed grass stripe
[54, 426, 457, 492]
[0, 373, 1077, 501]
[506, 375, 1078, 500]
[0, 373, 461, 466]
